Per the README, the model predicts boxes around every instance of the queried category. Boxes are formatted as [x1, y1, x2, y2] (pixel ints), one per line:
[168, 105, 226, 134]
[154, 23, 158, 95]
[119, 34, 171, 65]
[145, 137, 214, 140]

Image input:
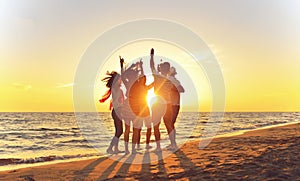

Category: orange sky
[0, 1, 299, 112]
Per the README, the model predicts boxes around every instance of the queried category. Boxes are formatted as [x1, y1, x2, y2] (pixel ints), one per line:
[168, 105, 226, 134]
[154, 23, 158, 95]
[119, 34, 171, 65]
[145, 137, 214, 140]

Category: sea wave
[0, 153, 103, 167]
[0, 112, 299, 170]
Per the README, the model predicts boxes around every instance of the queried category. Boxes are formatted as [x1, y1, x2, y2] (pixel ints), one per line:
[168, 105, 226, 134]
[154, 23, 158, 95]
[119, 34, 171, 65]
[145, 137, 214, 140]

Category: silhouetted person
[150, 48, 173, 152]
[120, 57, 139, 154]
[99, 71, 124, 154]
[128, 62, 154, 152]
[168, 67, 185, 150]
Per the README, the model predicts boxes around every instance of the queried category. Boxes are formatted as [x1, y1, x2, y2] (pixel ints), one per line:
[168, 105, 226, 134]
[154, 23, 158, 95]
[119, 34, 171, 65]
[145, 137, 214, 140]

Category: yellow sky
[94, 40, 212, 112]
[0, 1, 299, 112]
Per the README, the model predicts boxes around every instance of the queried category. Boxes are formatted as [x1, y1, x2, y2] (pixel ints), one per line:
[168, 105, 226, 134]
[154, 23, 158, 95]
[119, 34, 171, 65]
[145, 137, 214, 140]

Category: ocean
[0, 112, 299, 171]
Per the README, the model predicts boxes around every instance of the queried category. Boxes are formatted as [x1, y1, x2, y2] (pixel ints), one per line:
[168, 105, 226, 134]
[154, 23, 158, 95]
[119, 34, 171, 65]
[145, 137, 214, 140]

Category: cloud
[55, 83, 74, 88]
[12, 83, 32, 91]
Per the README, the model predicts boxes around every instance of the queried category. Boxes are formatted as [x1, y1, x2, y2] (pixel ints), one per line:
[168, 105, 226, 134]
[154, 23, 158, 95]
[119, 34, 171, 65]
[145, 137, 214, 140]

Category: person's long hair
[99, 71, 120, 107]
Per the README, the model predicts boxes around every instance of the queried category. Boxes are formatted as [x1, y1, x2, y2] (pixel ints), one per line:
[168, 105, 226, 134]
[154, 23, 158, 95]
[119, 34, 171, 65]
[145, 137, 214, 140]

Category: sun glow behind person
[144, 75, 157, 107]
[95, 41, 209, 113]
[146, 88, 157, 108]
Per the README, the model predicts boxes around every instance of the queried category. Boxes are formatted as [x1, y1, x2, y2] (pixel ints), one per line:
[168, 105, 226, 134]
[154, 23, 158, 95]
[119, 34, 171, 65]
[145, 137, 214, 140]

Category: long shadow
[73, 156, 108, 180]
[218, 142, 300, 180]
[140, 151, 151, 178]
[113, 153, 137, 179]
[153, 151, 169, 180]
[89, 149, 201, 180]
[172, 149, 204, 180]
[130, 151, 168, 180]
[96, 155, 127, 181]
[132, 151, 152, 180]
[111, 151, 169, 180]
[97, 154, 136, 181]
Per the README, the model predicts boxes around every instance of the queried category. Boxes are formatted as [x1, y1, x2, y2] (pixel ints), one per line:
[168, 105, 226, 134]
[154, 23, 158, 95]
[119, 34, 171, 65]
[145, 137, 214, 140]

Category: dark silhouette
[167, 66, 185, 150]
[120, 57, 140, 154]
[149, 48, 174, 152]
[120, 57, 153, 154]
[99, 71, 124, 154]
[100, 50, 184, 155]
[129, 63, 154, 152]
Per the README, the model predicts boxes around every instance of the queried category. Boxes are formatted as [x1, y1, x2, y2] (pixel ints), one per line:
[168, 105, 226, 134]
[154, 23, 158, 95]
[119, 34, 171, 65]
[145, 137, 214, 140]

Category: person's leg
[136, 124, 141, 150]
[152, 103, 164, 151]
[107, 109, 119, 154]
[136, 129, 141, 150]
[145, 117, 152, 149]
[153, 122, 161, 151]
[171, 105, 180, 124]
[163, 104, 176, 148]
[124, 120, 131, 154]
[171, 105, 180, 146]
[163, 104, 173, 134]
[113, 109, 123, 153]
[132, 119, 142, 153]
[107, 137, 117, 154]
[132, 128, 141, 154]
[163, 119, 176, 148]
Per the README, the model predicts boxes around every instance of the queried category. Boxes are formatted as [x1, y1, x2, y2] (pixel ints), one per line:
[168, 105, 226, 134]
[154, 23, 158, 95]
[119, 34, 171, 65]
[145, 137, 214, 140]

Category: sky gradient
[0, 0, 299, 112]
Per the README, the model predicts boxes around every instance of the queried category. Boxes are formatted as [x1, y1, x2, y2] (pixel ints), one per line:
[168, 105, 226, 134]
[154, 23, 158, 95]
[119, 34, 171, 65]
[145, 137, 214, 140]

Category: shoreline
[213, 120, 300, 139]
[0, 122, 299, 180]
[0, 121, 299, 172]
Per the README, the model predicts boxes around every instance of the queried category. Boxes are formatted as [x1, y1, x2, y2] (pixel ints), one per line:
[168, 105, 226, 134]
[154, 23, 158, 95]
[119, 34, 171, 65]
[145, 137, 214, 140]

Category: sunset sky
[0, 0, 299, 112]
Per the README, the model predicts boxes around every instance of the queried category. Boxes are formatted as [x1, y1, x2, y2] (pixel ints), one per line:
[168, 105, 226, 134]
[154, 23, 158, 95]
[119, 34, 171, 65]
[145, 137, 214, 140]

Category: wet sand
[1, 123, 299, 180]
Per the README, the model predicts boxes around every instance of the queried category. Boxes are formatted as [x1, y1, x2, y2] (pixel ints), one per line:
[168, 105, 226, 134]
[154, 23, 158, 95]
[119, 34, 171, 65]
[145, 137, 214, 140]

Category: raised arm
[119, 56, 132, 90]
[150, 48, 156, 73]
[119, 56, 125, 74]
[119, 56, 128, 87]
[146, 82, 154, 90]
[139, 59, 144, 76]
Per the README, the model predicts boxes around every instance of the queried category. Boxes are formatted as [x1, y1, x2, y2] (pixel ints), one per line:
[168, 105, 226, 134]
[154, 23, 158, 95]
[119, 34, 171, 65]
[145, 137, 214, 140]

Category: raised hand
[119, 56, 125, 64]
[150, 48, 155, 73]
[119, 56, 125, 72]
[151, 48, 154, 55]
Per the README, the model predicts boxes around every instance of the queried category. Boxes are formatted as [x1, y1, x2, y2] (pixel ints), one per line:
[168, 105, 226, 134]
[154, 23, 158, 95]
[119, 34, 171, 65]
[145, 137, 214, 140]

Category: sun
[146, 88, 157, 107]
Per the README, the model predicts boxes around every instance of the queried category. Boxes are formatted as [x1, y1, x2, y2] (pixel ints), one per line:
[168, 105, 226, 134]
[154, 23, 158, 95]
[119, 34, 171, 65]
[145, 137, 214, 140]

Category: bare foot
[113, 149, 125, 154]
[167, 145, 179, 152]
[106, 148, 114, 154]
[153, 148, 162, 153]
[136, 145, 142, 150]
[145, 145, 153, 149]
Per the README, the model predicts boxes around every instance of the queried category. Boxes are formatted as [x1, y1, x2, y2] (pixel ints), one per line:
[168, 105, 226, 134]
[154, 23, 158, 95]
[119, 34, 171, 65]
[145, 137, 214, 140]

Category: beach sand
[1, 123, 299, 180]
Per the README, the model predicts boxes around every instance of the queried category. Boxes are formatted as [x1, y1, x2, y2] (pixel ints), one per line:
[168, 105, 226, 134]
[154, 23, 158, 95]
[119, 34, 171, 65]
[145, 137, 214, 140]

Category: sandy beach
[1, 122, 299, 181]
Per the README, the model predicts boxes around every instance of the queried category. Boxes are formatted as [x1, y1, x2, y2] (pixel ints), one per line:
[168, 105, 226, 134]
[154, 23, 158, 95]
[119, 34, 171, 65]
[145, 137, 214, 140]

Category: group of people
[99, 48, 184, 154]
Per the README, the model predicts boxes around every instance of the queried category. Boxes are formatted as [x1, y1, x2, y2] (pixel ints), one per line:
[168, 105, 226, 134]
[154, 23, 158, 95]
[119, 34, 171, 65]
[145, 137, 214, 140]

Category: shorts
[132, 116, 152, 129]
[143, 116, 152, 128]
[151, 102, 167, 126]
[132, 119, 143, 129]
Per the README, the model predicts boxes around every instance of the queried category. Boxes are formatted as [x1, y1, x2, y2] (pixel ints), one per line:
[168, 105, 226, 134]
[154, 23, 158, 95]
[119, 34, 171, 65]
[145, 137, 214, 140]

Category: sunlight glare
[146, 88, 157, 107]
